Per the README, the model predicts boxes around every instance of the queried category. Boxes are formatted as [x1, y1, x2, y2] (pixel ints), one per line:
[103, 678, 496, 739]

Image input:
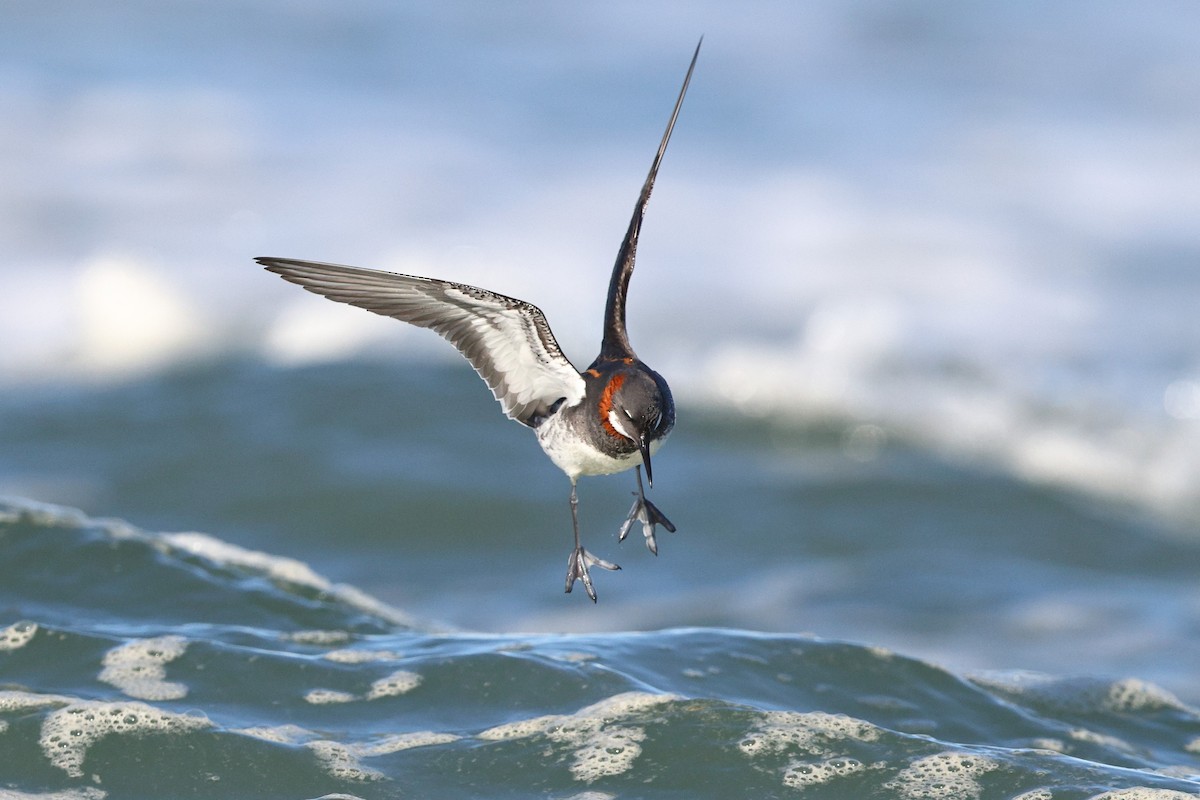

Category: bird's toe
[565, 547, 620, 602]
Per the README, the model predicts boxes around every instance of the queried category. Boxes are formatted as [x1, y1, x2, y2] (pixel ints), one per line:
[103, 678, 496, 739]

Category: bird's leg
[618, 465, 676, 555]
[565, 479, 619, 602]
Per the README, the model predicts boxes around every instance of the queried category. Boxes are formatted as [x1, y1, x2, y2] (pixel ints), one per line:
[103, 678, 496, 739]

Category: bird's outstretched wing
[258, 257, 585, 427]
[600, 37, 701, 361]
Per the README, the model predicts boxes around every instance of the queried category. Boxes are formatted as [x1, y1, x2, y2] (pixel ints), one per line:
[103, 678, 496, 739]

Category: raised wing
[600, 38, 701, 361]
[258, 257, 585, 427]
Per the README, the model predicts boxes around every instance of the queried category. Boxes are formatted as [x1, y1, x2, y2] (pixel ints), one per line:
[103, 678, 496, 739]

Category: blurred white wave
[2, 0, 1198, 521]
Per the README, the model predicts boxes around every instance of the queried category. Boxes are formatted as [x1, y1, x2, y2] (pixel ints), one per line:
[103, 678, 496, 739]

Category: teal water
[2, 363, 1200, 798]
[3, 497, 1200, 798]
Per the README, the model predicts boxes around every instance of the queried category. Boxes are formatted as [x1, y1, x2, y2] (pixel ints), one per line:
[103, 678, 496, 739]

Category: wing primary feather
[257, 257, 585, 426]
[600, 37, 701, 361]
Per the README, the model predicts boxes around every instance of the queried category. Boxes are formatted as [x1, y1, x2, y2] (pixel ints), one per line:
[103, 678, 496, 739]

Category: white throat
[607, 409, 637, 442]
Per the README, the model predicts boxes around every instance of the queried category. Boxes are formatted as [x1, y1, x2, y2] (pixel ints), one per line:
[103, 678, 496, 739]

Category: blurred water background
[3, 2, 1200, 797]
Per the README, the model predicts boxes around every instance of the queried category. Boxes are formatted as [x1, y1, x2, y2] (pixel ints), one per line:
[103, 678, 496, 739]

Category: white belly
[535, 412, 665, 480]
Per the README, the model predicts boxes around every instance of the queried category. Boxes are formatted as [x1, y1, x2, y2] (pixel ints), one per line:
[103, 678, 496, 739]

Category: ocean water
[4, 1, 1200, 797]
[3, 363, 1200, 798]
[4, 492, 1200, 799]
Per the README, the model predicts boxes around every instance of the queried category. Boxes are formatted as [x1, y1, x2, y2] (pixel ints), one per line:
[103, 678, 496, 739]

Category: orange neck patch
[597, 373, 627, 439]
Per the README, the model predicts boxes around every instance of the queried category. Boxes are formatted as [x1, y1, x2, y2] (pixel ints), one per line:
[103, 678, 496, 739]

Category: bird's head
[601, 367, 675, 486]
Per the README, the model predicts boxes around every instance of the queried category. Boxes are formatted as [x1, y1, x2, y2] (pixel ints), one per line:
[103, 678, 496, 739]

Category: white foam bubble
[304, 689, 358, 705]
[0, 621, 38, 651]
[0, 690, 73, 713]
[98, 635, 188, 701]
[237, 728, 461, 774]
[738, 711, 882, 758]
[354, 731, 460, 757]
[884, 751, 1000, 800]
[284, 630, 353, 646]
[365, 670, 422, 700]
[323, 649, 405, 664]
[0, 787, 109, 800]
[304, 667, 422, 705]
[40, 700, 210, 777]
[241, 726, 458, 786]
[782, 757, 867, 788]
[972, 672, 1194, 716]
[306, 740, 385, 783]
[476, 714, 557, 741]
[478, 691, 679, 782]
[567, 725, 647, 783]
[234, 723, 313, 745]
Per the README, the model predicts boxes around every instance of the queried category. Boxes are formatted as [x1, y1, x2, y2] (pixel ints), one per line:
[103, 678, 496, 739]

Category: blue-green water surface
[2, 363, 1199, 799]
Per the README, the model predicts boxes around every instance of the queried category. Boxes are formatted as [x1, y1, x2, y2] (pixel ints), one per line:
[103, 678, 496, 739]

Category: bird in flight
[259, 40, 700, 601]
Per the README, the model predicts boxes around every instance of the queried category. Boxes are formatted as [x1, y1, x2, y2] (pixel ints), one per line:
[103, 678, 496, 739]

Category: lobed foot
[565, 546, 620, 602]
[618, 495, 676, 555]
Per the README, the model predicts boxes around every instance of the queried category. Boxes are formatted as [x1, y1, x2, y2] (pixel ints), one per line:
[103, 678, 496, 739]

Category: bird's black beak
[639, 435, 654, 488]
